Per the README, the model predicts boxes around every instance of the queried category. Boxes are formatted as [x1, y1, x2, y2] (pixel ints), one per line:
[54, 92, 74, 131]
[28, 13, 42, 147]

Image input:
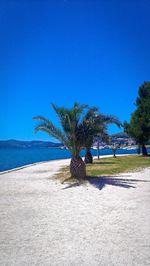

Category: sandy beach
[0, 157, 150, 266]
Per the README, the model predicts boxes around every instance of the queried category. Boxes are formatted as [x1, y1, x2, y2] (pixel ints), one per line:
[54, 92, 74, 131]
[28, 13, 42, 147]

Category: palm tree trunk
[85, 149, 93, 164]
[141, 144, 148, 156]
[70, 156, 86, 179]
[137, 143, 141, 154]
[112, 149, 117, 158]
[97, 140, 100, 160]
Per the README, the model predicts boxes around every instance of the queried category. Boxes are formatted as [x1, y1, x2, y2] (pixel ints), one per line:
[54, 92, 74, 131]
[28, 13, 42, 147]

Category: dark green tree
[124, 82, 150, 156]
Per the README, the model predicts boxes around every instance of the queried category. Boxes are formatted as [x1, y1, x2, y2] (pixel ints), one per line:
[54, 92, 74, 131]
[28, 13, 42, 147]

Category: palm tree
[80, 108, 98, 164]
[33, 103, 88, 179]
[81, 108, 105, 163]
[82, 109, 122, 163]
[95, 114, 122, 161]
[111, 144, 120, 158]
[95, 128, 109, 160]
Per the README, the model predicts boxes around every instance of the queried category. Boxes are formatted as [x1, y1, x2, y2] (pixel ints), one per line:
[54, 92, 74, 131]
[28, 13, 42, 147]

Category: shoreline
[0, 157, 70, 175]
[0, 153, 137, 175]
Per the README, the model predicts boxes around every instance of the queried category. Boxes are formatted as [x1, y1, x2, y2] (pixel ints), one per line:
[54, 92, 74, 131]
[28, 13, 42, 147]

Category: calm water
[0, 146, 147, 172]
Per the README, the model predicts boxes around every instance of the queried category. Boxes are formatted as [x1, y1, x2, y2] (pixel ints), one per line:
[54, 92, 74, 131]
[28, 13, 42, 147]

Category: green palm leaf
[33, 116, 69, 146]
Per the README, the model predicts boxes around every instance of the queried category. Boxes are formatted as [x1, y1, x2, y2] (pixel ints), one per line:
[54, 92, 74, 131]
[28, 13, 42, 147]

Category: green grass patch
[53, 155, 150, 183]
[87, 155, 150, 176]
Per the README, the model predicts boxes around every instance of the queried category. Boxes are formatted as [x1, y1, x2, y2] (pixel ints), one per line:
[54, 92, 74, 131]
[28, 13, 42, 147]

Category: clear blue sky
[0, 0, 150, 142]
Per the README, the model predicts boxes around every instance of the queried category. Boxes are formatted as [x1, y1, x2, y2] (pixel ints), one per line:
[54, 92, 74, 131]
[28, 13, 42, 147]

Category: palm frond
[96, 114, 122, 128]
[33, 116, 69, 146]
[33, 116, 53, 125]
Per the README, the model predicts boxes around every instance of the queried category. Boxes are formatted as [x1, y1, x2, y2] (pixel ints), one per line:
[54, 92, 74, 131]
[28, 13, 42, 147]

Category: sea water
[0, 146, 146, 172]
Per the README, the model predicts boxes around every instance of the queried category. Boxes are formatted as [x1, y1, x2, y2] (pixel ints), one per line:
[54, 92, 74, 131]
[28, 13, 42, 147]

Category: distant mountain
[111, 132, 135, 146]
[111, 132, 128, 138]
[0, 140, 62, 148]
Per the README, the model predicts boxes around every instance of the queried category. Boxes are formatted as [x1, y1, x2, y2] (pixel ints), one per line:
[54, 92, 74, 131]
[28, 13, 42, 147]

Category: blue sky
[0, 0, 150, 142]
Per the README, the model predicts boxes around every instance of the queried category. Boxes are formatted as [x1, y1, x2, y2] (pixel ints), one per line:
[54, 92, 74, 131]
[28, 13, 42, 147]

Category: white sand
[0, 157, 150, 266]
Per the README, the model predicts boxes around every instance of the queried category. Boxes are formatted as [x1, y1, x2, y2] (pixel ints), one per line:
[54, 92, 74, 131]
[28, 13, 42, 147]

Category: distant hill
[0, 140, 62, 148]
[111, 132, 128, 138]
[111, 132, 135, 146]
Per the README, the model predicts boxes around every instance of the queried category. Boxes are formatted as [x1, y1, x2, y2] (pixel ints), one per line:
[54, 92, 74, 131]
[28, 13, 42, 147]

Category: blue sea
[1, 146, 149, 172]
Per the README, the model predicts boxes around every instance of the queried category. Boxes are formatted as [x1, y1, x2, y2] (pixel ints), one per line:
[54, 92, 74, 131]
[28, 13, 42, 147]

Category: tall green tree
[124, 81, 150, 156]
[33, 103, 88, 179]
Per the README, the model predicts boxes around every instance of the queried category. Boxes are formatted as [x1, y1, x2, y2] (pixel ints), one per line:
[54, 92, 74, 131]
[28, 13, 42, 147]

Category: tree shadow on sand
[63, 175, 150, 190]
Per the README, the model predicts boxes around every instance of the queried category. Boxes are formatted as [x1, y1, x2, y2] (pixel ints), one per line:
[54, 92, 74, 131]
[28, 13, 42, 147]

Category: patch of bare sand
[0, 158, 150, 266]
